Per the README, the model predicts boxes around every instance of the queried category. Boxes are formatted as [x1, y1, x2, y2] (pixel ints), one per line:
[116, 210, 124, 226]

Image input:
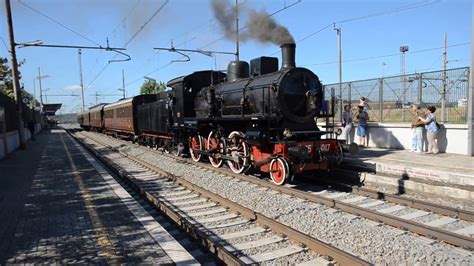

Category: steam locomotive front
[275, 44, 323, 125]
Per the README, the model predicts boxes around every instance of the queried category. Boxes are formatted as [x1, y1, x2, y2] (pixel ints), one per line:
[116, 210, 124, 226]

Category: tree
[140, 79, 166, 95]
[0, 57, 14, 98]
[0, 57, 27, 100]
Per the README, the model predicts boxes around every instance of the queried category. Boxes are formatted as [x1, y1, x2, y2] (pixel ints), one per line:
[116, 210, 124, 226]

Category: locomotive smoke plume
[246, 9, 294, 45]
[211, 0, 238, 40]
[211, 0, 295, 45]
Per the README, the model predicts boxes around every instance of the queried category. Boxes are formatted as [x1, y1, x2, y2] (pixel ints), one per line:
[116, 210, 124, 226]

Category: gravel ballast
[81, 132, 474, 265]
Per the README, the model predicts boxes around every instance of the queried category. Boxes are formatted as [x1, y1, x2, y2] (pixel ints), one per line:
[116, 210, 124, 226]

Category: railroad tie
[454, 225, 474, 236]
[424, 217, 457, 227]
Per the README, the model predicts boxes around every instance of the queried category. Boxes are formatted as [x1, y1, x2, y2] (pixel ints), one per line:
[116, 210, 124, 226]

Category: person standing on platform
[341, 105, 353, 144]
[359, 96, 368, 110]
[356, 105, 368, 147]
[418, 106, 439, 154]
[27, 120, 35, 141]
[410, 104, 425, 152]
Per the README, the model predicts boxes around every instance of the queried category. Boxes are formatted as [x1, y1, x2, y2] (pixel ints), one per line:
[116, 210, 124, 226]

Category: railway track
[69, 129, 369, 265]
[77, 129, 474, 252]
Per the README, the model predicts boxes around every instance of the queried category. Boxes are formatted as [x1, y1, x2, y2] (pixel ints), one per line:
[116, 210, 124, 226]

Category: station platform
[340, 147, 474, 201]
[0, 128, 197, 264]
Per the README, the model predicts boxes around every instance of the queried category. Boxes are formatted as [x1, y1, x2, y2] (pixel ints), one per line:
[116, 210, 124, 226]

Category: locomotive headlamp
[283, 128, 293, 138]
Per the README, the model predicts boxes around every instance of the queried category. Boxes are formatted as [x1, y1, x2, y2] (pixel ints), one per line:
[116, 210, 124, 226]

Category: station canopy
[42, 103, 62, 116]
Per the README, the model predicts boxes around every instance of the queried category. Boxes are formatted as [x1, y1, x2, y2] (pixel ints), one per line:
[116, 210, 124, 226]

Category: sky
[0, 0, 472, 114]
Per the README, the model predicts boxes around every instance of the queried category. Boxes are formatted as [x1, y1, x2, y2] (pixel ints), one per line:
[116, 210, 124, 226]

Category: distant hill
[56, 113, 78, 124]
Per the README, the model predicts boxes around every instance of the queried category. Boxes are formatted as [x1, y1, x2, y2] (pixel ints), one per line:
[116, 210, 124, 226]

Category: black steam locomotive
[79, 43, 353, 185]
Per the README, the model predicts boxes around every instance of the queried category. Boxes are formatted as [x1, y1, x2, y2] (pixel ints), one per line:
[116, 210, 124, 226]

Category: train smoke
[211, 0, 294, 45]
[246, 9, 294, 45]
[211, 0, 238, 40]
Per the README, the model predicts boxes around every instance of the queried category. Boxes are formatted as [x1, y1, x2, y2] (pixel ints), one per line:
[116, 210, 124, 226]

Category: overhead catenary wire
[87, 0, 143, 80]
[123, 0, 302, 89]
[301, 42, 471, 67]
[85, 0, 169, 90]
[0, 37, 10, 52]
[137, 0, 436, 83]
[269, 0, 441, 56]
[17, 0, 101, 46]
[142, 0, 249, 67]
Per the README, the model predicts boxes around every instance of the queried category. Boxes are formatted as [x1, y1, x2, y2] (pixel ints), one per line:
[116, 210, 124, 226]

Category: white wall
[347, 123, 469, 155]
[0, 123, 41, 159]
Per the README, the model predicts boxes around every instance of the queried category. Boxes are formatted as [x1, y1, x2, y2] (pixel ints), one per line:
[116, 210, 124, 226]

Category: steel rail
[68, 131, 243, 266]
[352, 187, 474, 222]
[79, 130, 474, 250]
[305, 172, 474, 222]
[185, 160, 474, 250]
[133, 141, 474, 250]
[72, 130, 370, 266]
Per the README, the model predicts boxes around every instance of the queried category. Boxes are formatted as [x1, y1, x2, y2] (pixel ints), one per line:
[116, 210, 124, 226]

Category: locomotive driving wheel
[207, 131, 225, 168]
[189, 135, 203, 162]
[269, 157, 289, 185]
[227, 131, 250, 174]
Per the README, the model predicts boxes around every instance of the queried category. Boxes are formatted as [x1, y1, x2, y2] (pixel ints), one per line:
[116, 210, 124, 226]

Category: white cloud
[64, 85, 82, 91]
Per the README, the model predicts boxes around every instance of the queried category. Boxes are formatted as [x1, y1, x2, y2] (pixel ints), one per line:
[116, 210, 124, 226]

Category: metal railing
[325, 67, 470, 124]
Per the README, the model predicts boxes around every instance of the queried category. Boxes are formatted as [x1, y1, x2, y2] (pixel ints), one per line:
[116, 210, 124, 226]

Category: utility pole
[32, 77, 36, 109]
[43, 88, 50, 104]
[121, 69, 126, 99]
[334, 24, 342, 122]
[5, 0, 25, 148]
[235, 0, 239, 61]
[38, 67, 43, 108]
[78, 49, 85, 112]
[441, 32, 447, 123]
[468, 29, 474, 156]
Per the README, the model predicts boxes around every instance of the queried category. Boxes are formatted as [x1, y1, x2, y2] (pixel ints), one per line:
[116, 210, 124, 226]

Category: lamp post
[78, 49, 85, 112]
[37, 68, 49, 109]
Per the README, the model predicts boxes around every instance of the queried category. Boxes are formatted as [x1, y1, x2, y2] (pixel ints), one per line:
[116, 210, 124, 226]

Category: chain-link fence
[324, 67, 470, 124]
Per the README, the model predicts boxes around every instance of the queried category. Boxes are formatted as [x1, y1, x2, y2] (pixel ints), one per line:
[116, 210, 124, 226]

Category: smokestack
[281, 43, 296, 70]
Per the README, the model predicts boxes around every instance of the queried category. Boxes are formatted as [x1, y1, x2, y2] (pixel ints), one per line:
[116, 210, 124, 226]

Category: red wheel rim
[270, 158, 287, 185]
[190, 136, 201, 161]
[228, 139, 246, 173]
[208, 136, 222, 165]
[227, 131, 249, 174]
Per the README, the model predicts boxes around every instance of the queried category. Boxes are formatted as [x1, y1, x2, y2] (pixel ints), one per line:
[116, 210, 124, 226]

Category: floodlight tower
[400, 46, 409, 121]
[400, 45, 409, 86]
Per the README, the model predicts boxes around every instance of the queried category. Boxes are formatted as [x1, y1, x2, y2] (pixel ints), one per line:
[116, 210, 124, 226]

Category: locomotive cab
[167, 71, 226, 126]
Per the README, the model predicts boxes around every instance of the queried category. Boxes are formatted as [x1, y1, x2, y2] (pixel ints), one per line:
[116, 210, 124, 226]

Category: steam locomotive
[78, 43, 355, 185]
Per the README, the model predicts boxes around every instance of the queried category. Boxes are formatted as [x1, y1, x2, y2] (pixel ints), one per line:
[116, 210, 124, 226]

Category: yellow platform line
[60, 133, 120, 263]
